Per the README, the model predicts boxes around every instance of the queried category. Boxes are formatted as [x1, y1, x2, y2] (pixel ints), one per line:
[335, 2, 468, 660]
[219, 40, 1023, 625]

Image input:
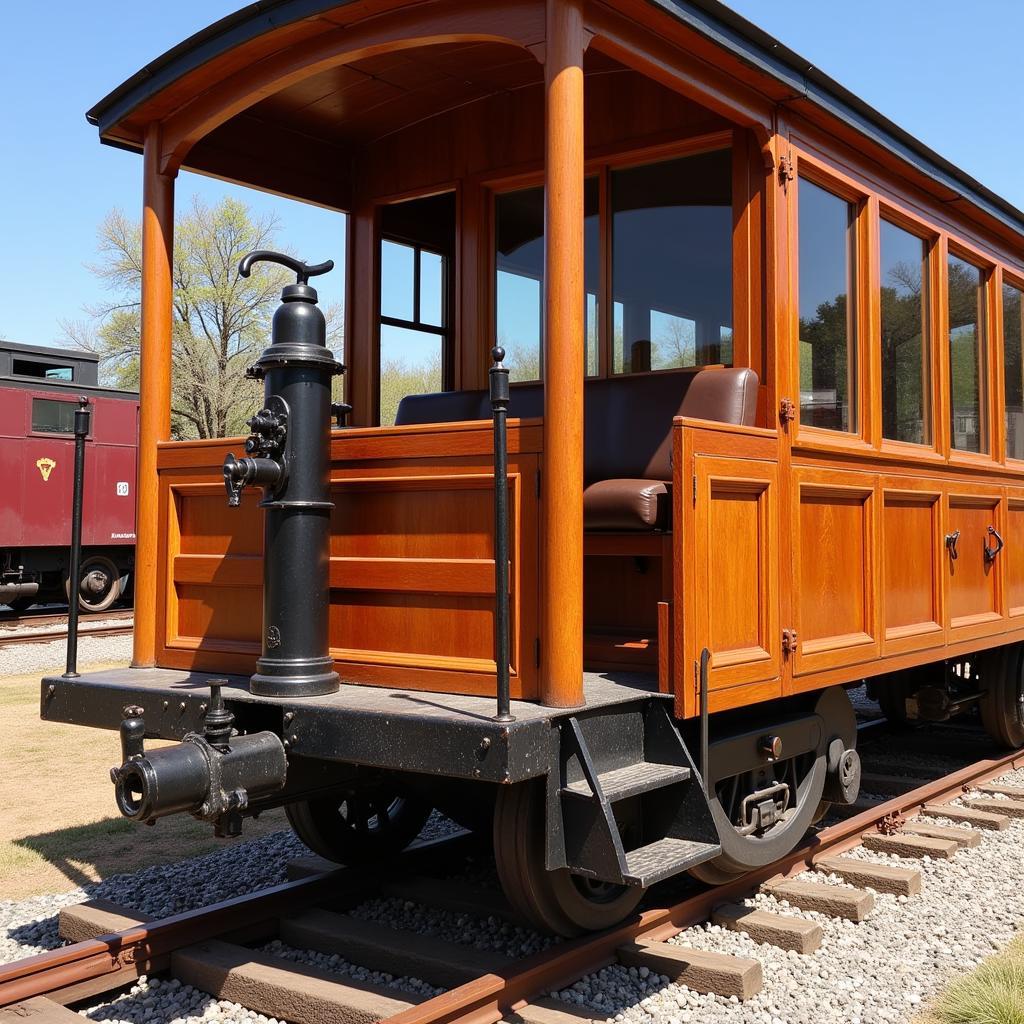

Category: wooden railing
[154, 419, 542, 698]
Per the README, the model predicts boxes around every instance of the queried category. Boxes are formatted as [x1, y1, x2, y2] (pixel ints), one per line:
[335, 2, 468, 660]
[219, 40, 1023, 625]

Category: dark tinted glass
[880, 220, 929, 444]
[14, 359, 74, 380]
[798, 178, 857, 432]
[611, 150, 732, 374]
[32, 399, 77, 433]
[1004, 282, 1023, 459]
[495, 180, 599, 381]
[947, 254, 987, 453]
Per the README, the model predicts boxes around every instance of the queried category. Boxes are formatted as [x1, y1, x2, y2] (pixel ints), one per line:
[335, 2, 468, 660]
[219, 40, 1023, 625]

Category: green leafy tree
[63, 196, 342, 439]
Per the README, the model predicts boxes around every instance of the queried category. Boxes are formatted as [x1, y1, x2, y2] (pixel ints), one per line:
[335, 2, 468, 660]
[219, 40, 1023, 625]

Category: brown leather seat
[395, 367, 759, 530]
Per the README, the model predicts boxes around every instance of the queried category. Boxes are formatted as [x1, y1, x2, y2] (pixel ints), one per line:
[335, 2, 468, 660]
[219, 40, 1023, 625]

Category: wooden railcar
[43, 0, 1024, 933]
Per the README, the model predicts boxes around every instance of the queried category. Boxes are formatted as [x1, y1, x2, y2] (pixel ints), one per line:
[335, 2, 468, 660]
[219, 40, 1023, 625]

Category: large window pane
[1004, 282, 1023, 459]
[495, 181, 598, 381]
[379, 325, 444, 426]
[380, 240, 415, 322]
[32, 399, 77, 434]
[880, 220, 929, 445]
[948, 254, 987, 453]
[611, 150, 732, 374]
[798, 178, 857, 432]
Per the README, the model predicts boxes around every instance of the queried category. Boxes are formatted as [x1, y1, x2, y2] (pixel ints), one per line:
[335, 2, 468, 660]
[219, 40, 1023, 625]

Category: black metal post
[699, 646, 711, 796]
[64, 397, 92, 679]
[490, 346, 514, 723]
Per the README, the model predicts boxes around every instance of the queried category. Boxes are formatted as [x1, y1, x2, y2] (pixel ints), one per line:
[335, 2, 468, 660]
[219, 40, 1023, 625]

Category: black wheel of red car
[5, 596, 36, 613]
[286, 790, 433, 864]
[66, 555, 122, 613]
[689, 685, 856, 885]
[493, 778, 643, 937]
[979, 644, 1024, 749]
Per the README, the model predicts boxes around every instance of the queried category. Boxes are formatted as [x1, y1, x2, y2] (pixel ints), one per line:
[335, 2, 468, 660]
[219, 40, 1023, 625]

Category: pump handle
[238, 250, 334, 285]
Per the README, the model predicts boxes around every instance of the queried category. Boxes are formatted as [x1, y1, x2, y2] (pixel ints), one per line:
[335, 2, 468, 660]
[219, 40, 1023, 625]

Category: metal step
[622, 837, 721, 886]
[563, 761, 691, 802]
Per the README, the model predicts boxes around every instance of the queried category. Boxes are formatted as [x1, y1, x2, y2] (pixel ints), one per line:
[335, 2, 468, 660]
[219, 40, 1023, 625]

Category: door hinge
[779, 154, 795, 191]
[779, 397, 796, 426]
[692, 473, 698, 504]
[782, 629, 799, 656]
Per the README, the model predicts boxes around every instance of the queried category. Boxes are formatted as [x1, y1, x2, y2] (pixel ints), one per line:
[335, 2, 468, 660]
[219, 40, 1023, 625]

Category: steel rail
[0, 832, 473, 1008]
[0, 623, 134, 650]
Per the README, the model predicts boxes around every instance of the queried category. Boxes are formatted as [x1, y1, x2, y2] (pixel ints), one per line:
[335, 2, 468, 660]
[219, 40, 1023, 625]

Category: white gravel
[0, 625, 133, 677]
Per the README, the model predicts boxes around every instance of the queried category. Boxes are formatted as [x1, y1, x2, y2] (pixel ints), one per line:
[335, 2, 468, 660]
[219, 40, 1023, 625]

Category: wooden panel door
[791, 468, 879, 677]
[684, 454, 782, 708]
[945, 487, 1005, 642]
[879, 478, 944, 656]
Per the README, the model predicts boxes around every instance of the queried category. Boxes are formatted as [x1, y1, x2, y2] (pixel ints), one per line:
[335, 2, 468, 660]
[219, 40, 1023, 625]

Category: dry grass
[919, 935, 1024, 1024]
[0, 666, 287, 901]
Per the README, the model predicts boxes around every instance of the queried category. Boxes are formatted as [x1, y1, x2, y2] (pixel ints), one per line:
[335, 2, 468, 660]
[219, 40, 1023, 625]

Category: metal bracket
[779, 397, 796, 426]
[778, 154, 795, 191]
[782, 629, 799, 656]
[945, 530, 960, 561]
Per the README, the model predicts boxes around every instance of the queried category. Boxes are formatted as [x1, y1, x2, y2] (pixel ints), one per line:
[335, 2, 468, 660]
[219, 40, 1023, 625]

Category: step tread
[564, 761, 691, 800]
[622, 836, 720, 885]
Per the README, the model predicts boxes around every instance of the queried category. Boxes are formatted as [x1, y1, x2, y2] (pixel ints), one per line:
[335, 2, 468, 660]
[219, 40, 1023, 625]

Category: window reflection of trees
[947, 256, 986, 453]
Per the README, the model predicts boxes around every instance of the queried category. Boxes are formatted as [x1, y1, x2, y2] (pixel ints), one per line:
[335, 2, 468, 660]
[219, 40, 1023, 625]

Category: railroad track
[2, 723, 1023, 1024]
[0, 609, 133, 649]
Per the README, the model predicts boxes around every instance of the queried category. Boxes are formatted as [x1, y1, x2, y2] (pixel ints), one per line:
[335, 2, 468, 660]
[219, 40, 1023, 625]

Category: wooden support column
[541, 0, 586, 707]
[133, 125, 175, 667]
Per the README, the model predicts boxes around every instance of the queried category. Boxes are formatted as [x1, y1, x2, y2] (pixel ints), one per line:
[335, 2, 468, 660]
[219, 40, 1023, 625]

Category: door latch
[779, 398, 796, 425]
[782, 629, 799, 656]
[945, 530, 960, 561]
[984, 525, 1004, 564]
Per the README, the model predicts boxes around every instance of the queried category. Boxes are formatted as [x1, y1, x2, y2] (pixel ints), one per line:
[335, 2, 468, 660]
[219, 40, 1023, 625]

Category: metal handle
[489, 346, 513, 724]
[945, 530, 960, 561]
[238, 249, 334, 284]
[984, 525, 1004, 564]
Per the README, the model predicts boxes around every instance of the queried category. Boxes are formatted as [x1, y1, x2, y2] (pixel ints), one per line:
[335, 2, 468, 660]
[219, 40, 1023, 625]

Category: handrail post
[64, 397, 92, 679]
[490, 346, 514, 723]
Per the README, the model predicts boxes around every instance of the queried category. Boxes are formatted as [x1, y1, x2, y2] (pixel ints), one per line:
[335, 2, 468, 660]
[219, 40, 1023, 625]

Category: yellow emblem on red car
[36, 457, 56, 482]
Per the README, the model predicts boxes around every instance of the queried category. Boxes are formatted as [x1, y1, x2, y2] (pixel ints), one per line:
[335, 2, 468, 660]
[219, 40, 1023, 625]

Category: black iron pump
[223, 251, 344, 698]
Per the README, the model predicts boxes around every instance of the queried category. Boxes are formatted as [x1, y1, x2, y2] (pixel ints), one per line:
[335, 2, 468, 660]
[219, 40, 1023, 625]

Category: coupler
[110, 683, 287, 837]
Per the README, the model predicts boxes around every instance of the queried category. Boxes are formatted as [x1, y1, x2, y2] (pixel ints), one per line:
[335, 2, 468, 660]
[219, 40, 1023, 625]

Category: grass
[0, 664, 288, 901]
[922, 936, 1024, 1024]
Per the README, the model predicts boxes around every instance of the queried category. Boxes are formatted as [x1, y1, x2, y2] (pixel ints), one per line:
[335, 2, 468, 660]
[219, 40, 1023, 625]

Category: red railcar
[0, 341, 138, 612]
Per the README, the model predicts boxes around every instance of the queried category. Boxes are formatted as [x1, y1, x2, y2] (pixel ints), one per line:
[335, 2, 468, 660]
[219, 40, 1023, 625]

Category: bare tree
[63, 196, 342, 439]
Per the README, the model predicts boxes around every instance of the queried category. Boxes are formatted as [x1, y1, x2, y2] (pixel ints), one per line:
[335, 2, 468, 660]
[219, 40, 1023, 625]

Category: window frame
[944, 240, 995, 463]
[485, 129, 743, 385]
[790, 157, 871, 448]
[875, 204, 939, 457]
[1002, 268, 1024, 466]
[29, 396, 84, 437]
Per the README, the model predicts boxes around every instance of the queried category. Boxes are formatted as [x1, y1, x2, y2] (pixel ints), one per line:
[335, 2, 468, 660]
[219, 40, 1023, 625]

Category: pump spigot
[238, 250, 334, 285]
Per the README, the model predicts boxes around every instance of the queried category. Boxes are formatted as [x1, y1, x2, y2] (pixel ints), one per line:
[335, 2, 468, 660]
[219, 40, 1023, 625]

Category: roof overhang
[86, 0, 1024, 239]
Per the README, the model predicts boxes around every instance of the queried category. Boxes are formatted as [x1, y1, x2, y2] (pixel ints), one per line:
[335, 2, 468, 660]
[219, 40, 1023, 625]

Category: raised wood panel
[1007, 494, 1024, 617]
[946, 490, 1004, 640]
[792, 469, 878, 675]
[690, 455, 781, 695]
[880, 482, 943, 655]
[157, 423, 541, 699]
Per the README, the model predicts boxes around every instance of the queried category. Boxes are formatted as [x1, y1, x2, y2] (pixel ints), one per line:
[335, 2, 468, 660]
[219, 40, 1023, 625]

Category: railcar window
[880, 220, 930, 445]
[31, 398, 77, 434]
[13, 358, 74, 381]
[947, 254, 988, 454]
[1004, 281, 1023, 459]
[494, 181, 599, 382]
[797, 178, 857, 433]
[611, 150, 732, 374]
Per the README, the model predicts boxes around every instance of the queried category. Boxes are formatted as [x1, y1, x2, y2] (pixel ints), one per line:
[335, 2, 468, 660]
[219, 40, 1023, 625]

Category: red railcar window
[31, 398, 78, 434]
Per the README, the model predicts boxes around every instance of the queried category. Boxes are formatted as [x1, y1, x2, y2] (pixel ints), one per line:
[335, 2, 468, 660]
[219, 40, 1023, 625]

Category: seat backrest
[394, 366, 759, 481]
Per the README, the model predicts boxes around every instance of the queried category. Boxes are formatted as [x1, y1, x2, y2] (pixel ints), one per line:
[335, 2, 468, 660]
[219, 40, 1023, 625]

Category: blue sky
[1, 1, 1022, 349]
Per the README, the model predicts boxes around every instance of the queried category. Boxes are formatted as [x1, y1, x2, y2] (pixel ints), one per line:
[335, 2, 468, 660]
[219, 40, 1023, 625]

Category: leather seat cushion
[583, 478, 670, 531]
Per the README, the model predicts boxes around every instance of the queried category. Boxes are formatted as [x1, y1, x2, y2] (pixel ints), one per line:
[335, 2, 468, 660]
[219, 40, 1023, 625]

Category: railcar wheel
[689, 686, 856, 885]
[66, 555, 122, 613]
[286, 790, 433, 865]
[979, 644, 1024, 749]
[493, 779, 644, 937]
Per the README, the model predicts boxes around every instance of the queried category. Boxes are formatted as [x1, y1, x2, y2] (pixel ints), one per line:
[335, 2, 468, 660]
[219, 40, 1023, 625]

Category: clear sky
[1, 1, 1022, 350]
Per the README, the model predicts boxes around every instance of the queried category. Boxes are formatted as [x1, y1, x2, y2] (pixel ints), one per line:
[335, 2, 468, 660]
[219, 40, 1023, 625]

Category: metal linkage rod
[490, 346, 514, 724]
[64, 397, 92, 679]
